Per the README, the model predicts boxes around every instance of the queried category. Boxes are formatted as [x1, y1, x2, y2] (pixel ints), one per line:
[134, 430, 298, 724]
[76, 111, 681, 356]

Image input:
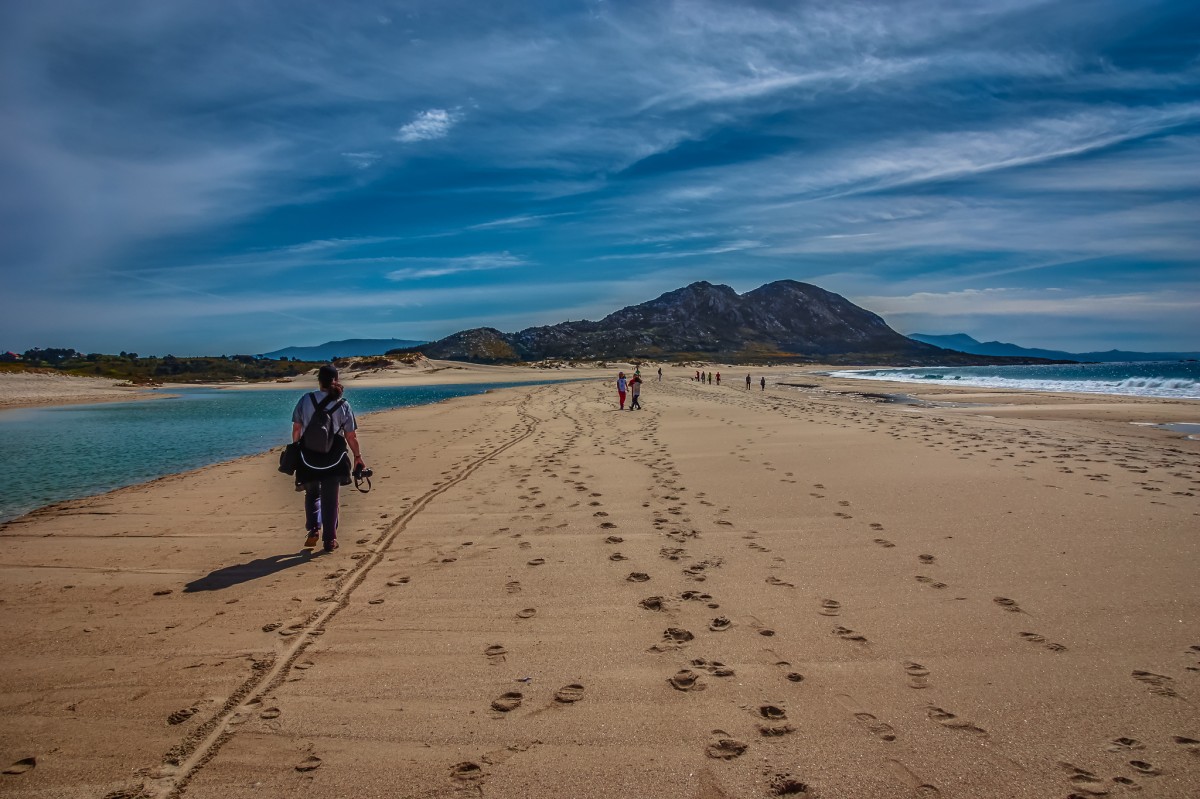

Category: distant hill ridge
[261, 338, 424, 361]
[908, 333, 1200, 363]
[399, 280, 1059, 365]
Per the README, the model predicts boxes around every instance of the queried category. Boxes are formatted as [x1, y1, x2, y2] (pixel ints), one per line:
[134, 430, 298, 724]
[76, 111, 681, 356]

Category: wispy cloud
[385, 252, 528, 281]
[395, 108, 460, 143]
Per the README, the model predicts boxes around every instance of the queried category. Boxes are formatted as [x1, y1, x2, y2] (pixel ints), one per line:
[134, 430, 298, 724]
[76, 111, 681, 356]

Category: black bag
[278, 442, 301, 475]
[301, 393, 346, 453]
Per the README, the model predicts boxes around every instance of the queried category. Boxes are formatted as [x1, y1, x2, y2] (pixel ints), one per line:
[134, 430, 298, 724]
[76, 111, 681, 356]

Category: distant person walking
[293, 365, 365, 553]
[716, 372, 721, 386]
[616, 371, 628, 409]
[760, 376, 766, 391]
[657, 367, 663, 381]
[629, 374, 642, 410]
[746, 374, 752, 390]
[707, 372, 712, 385]
[695, 370, 701, 382]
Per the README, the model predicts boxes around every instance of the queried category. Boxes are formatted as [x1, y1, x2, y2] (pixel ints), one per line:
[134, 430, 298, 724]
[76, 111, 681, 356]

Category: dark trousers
[304, 476, 341, 544]
[630, 394, 641, 409]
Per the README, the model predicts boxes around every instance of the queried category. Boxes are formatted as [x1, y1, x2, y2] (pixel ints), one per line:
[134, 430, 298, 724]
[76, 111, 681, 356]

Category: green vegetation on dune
[2, 348, 326, 383]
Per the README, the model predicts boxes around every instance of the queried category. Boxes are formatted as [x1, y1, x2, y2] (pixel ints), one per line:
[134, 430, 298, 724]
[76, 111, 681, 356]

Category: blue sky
[1, 0, 1197, 355]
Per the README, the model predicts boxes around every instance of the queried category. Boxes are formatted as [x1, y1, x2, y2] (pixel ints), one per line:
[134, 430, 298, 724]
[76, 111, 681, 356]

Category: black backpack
[301, 393, 346, 453]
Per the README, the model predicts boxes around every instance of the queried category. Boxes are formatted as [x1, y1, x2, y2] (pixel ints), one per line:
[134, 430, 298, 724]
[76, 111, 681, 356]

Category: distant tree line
[0, 348, 326, 383]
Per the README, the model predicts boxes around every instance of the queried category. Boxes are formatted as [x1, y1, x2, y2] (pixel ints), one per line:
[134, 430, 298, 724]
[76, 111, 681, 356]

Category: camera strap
[353, 473, 372, 493]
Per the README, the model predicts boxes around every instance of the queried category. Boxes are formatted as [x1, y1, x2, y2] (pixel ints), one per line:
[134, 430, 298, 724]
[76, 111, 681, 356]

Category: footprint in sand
[167, 707, 198, 725]
[663, 627, 695, 642]
[505, 581, 522, 594]
[1061, 764, 1107, 795]
[605, 535, 624, 544]
[869, 523, 884, 530]
[819, 599, 841, 617]
[704, 732, 748, 760]
[527, 558, 545, 566]
[639, 596, 665, 611]
[1128, 760, 1160, 776]
[2, 757, 36, 775]
[627, 572, 650, 582]
[600, 522, 617, 529]
[386, 576, 410, 587]
[833, 626, 867, 642]
[260, 707, 282, 720]
[491, 691, 523, 712]
[295, 755, 322, 772]
[873, 538, 896, 548]
[993, 596, 1022, 612]
[485, 644, 507, 664]
[709, 616, 732, 631]
[1106, 737, 1144, 752]
[926, 706, 987, 736]
[452, 762, 483, 781]
[1132, 670, 1178, 698]
[608, 552, 628, 561]
[690, 658, 735, 677]
[554, 684, 585, 703]
[668, 669, 706, 691]
[768, 774, 810, 796]
[915, 576, 948, 589]
[765, 576, 795, 588]
[516, 608, 537, 619]
[918, 554, 936, 564]
[1173, 736, 1200, 756]
[851, 711, 896, 741]
[903, 661, 930, 689]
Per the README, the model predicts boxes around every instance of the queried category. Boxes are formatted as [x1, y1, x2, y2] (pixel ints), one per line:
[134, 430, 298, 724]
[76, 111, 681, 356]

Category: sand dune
[0, 371, 1197, 798]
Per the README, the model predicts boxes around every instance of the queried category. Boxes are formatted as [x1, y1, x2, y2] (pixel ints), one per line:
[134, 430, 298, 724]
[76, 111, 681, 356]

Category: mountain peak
[405, 279, 967, 364]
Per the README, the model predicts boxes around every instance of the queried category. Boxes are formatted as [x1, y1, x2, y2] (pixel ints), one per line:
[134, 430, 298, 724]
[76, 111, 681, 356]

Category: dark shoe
[323, 539, 339, 553]
[304, 532, 319, 548]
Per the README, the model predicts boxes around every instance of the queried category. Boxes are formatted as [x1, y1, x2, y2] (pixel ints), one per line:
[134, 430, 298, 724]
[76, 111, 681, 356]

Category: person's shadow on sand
[184, 550, 316, 592]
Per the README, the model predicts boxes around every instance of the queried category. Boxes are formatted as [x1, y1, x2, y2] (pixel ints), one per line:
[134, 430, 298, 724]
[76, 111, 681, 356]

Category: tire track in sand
[133, 397, 542, 799]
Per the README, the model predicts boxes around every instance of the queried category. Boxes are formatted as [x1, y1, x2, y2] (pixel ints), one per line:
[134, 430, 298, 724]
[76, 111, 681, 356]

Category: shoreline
[3, 367, 1198, 526]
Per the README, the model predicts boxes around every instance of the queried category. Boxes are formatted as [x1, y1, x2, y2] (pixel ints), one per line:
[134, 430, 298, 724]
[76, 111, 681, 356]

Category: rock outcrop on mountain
[396, 280, 1054, 365]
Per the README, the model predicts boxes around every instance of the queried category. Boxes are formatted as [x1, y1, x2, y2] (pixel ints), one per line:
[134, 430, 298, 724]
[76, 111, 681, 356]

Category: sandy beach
[1, 369, 1197, 798]
[0, 372, 168, 409]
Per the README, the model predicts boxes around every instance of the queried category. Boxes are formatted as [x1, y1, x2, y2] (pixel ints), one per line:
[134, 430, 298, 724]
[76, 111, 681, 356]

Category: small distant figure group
[616, 371, 642, 410]
[744, 374, 767, 391]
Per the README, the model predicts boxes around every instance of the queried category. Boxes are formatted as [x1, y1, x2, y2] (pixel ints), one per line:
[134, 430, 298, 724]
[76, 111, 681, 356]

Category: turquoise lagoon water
[829, 361, 1200, 401]
[0, 382, 551, 523]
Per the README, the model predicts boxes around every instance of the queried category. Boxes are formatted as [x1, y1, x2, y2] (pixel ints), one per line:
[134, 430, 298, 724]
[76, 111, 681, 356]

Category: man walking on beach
[616, 371, 628, 409]
[629, 374, 642, 410]
[657, 367, 662, 381]
[293, 365, 364, 553]
[760, 376, 766, 391]
[746, 374, 751, 390]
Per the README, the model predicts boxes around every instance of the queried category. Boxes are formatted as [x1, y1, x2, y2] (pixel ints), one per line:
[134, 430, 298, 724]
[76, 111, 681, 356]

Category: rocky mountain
[909, 333, 1200, 363]
[398, 280, 1058, 365]
[260, 338, 424, 361]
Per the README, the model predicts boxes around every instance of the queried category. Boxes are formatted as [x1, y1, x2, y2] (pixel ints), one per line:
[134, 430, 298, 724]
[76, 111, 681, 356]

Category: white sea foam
[829, 367, 1200, 400]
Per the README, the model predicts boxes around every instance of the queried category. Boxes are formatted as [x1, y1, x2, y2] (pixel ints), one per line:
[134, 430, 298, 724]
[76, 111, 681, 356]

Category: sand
[0, 369, 1197, 798]
[0, 371, 165, 409]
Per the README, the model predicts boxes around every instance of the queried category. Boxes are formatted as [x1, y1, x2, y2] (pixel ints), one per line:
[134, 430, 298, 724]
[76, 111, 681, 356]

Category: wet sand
[0, 370, 1197, 798]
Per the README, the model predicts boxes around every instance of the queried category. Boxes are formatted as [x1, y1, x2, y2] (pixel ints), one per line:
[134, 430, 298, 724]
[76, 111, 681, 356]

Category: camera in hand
[353, 462, 373, 492]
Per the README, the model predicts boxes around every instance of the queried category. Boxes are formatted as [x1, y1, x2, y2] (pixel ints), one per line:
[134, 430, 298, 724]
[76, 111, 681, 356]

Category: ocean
[828, 361, 1200, 401]
[0, 382, 555, 523]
